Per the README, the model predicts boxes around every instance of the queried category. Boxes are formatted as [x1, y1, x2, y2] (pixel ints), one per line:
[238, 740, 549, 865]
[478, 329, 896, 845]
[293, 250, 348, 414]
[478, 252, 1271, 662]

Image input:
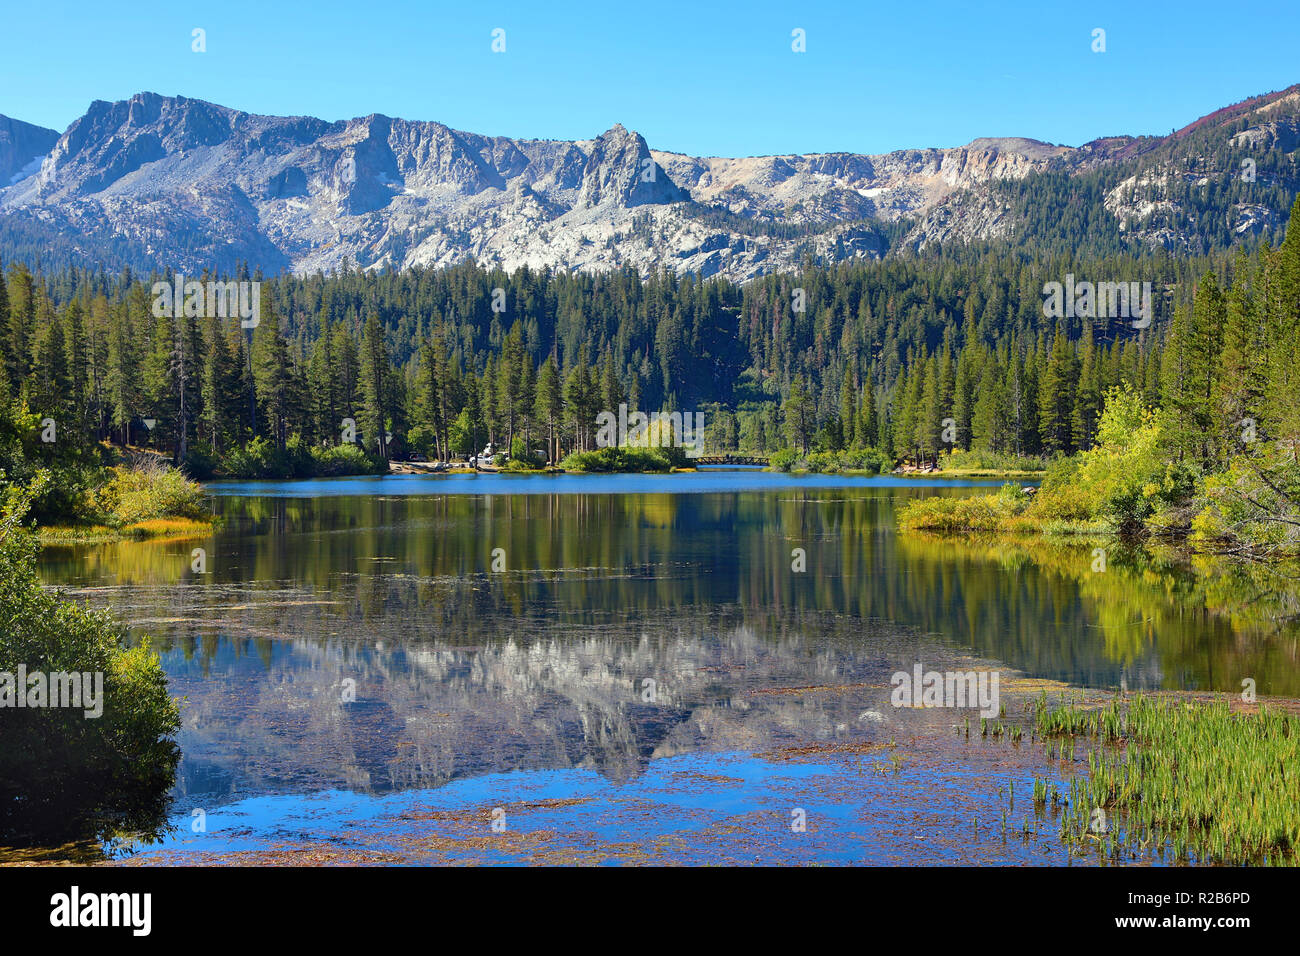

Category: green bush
[223, 435, 311, 479]
[0, 475, 180, 846]
[311, 442, 386, 477]
[1035, 387, 1193, 533]
[448, 410, 476, 458]
[89, 457, 207, 526]
[804, 450, 840, 473]
[1027, 460, 1097, 522]
[899, 389, 1196, 538]
[221, 435, 385, 479]
[770, 448, 799, 472]
[1191, 444, 1300, 555]
[899, 483, 1030, 532]
[770, 445, 887, 474]
[840, 445, 890, 473]
[0, 398, 108, 524]
[406, 424, 438, 460]
[182, 444, 220, 481]
[509, 436, 546, 470]
[559, 446, 671, 472]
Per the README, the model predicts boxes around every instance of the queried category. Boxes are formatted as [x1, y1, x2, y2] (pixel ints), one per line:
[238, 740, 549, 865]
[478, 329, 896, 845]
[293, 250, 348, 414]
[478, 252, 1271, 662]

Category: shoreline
[37, 517, 218, 545]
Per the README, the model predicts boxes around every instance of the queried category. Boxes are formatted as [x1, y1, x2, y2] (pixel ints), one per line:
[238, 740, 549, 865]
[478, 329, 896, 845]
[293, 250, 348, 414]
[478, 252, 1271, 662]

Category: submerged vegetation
[1033, 694, 1300, 865]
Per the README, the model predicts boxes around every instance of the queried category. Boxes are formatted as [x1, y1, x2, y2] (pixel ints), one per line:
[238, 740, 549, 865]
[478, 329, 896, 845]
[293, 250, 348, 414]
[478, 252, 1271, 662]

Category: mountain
[1, 87, 1298, 279]
[0, 115, 58, 187]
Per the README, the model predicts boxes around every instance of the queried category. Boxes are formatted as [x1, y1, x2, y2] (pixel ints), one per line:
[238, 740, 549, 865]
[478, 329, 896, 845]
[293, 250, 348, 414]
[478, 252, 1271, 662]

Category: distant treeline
[1, 200, 1297, 474]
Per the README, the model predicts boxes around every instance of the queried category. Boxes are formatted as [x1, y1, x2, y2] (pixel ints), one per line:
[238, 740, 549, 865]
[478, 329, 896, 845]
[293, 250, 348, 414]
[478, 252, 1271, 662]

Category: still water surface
[31, 471, 1298, 864]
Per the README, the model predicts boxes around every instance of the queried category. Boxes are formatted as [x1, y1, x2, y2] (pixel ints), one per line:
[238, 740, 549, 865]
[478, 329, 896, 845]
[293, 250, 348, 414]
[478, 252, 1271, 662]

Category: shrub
[1191, 444, 1300, 555]
[805, 450, 841, 473]
[311, 442, 386, 477]
[1040, 387, 1191, 533]
[899, 483, 1030, 532]
[448, 410, 476, 458]
[89, 456, 206, 526]
[0, 475, 180, 845]
[406, 424, 438, 460]
[1027, 460, 1097, 522]
[509, 436, 546, 470]
[769, 445, 887, 474]
[770, 448, 799, 472]
[182, 444, 220, 481]
[840, 445, 890, 473]
[223, 435, 309, 479]
[559, 446, 671, 472]
[0, 399, 108, 524]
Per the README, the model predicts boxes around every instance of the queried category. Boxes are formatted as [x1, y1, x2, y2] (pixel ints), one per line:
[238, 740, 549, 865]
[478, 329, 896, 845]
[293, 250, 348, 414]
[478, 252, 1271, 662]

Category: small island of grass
[34, 455, 217, 544]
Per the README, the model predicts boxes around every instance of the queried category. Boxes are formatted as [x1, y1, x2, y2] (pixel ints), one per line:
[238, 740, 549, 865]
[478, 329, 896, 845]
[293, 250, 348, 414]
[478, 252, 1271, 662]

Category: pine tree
[0, 265, 9, 399]
[952, 316, 980, 450]
[30, 301, 70, 431]
[1267, 199, 1300, 452]
[143, 307, 177, 451]
[63, 299, 89, 441]
[254, 306, 297, 450]
[564, 348, 597, 452]
[971, 356, 1011, 452]
[535, 355, 563, 464]
[495, 322, 525, 453]
[1038, 322, 1077, 455]
[914, 355, 940, 464]
[892, 364, 917, 461]
[358, 314, 391, 459]
[200, 314, 232, 453]
[839, 366, 857, 448]
[857, 372, 877, 449]
[5, 263, 35, 390]
[1071, 321, 1101, 451]
[106, 302, 138, 445]
[1217, 252, 1267, 453]
[782, 376, 815, 455]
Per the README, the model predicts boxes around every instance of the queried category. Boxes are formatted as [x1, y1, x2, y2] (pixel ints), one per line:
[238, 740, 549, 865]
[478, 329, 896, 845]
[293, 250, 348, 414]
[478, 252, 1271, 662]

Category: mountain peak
[1, 85, 1296, 280]
[579, 124, 687, 208]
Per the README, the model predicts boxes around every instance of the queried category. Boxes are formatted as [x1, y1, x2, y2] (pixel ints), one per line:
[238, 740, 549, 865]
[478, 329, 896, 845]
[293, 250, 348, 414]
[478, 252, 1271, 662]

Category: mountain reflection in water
[29, 476, 1300, 862]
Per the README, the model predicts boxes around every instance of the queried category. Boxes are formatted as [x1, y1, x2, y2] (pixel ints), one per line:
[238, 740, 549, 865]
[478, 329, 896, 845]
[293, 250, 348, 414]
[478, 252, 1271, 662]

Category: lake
[23, 471, 1299, 864]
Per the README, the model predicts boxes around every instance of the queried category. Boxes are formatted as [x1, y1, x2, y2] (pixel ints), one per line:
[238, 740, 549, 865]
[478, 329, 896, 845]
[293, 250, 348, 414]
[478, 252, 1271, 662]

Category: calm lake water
[25, 471, 1300, 864]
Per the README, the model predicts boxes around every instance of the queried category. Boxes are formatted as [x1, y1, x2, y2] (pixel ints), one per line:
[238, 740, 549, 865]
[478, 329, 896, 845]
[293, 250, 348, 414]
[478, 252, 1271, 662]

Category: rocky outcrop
[0, 114, 58, 187]
[2, 85, 1299, 279]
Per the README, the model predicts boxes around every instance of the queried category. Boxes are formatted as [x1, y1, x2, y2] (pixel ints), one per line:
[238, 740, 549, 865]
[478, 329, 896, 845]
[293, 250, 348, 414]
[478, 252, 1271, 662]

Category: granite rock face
[2, 86, 1298, 278]
[0, 114, 59, 187]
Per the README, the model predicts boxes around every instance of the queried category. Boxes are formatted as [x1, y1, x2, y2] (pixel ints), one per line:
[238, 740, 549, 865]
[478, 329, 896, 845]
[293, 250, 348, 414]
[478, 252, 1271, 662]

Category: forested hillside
[2, 199, 1298, 487]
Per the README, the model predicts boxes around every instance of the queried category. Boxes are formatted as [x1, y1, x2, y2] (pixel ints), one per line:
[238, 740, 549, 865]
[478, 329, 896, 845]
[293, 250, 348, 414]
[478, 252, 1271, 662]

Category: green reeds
[1035, 693, 1300, 865]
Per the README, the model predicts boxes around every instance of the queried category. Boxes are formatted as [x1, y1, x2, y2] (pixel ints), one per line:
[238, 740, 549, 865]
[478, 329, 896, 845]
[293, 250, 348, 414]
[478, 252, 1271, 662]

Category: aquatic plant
[1035, 693, 1300, 865]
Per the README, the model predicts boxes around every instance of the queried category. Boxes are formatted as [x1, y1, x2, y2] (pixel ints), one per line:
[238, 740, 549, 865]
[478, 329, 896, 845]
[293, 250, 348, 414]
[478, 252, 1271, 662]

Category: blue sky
[3, 0, 1297, 156]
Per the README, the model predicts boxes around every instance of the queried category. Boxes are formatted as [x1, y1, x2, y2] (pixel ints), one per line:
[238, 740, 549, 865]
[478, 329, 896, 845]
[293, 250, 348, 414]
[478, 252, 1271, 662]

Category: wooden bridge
[691, 455, 770, 466]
